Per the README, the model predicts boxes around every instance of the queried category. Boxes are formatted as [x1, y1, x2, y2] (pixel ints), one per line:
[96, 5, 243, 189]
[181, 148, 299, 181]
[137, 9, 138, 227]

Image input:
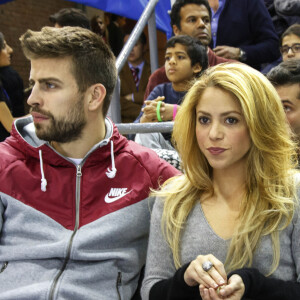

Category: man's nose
[27, 85, 42, 107]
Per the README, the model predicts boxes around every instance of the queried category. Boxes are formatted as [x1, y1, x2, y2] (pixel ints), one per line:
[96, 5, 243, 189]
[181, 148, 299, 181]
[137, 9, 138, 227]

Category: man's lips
[196, 32, 209, 39]
[207, 147, 226, 155]
[31, 112, 50, 123]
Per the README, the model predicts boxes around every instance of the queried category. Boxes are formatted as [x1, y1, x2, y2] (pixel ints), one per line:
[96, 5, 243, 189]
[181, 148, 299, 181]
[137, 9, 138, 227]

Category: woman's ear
[88, 84, 106, 111]
[192, 63, 202, 75]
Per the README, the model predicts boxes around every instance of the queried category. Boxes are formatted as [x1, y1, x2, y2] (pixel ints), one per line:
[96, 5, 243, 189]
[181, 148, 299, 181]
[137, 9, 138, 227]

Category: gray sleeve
[141, 198, 177, 300]
[292, 180, 300, 282]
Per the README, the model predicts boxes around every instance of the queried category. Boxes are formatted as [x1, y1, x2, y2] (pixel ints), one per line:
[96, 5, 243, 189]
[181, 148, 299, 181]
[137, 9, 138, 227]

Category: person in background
[267, 59, 300, 167]
[141, 63, 299, 300]
[207, 0, 280, 70]
[264, 0, 300, 38]
[280, 24, 300, 62]
[135, 35, 207, 152]
[0, 32, 19, 141]
[49, 7, 90, 29]
[90, 15, 109, 44]
[107, 14, 126, 57]
[0, 32, 24, 118]
[262, 23, 300, 74]
[0, 81, 13, 141]
[119, 32, 151, 123]
[144, 0, 233, 100]
[0, 26, 179, 299]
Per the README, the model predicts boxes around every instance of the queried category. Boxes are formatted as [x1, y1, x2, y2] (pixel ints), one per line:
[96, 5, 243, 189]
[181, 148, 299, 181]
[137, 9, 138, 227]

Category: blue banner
[67, 0, 173, 37]
[0, 0, 14, 4]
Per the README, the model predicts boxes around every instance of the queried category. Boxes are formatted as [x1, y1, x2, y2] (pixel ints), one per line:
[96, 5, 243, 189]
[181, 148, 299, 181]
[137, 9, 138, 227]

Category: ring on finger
[202, 261, 214, 272]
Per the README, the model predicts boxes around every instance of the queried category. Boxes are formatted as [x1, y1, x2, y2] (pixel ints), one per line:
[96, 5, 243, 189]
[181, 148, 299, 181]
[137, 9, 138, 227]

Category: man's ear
[172, 24, 180, 36]
[192, 63, 202, 75]
[88, 84, 106, 111]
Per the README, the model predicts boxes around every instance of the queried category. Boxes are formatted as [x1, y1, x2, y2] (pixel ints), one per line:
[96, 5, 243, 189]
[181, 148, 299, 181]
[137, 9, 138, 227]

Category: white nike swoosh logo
[104, 190, 132, 203]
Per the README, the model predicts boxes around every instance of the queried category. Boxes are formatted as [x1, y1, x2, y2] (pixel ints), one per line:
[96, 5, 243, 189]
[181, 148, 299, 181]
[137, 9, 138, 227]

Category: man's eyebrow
[29, 78, 63, 85]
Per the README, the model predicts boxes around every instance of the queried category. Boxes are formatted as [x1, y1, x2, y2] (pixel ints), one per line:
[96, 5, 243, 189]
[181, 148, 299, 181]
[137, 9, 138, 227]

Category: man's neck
[129, 59, 144, 68]
[51, 120, 106, 159]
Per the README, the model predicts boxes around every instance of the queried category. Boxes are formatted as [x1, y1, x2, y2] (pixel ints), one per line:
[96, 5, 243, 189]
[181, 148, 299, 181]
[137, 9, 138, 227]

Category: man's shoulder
[0, 137, 24, 174]
[123, 140, 180, 184]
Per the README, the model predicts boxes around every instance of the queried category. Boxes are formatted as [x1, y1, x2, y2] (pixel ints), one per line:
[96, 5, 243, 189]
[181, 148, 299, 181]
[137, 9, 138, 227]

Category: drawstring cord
[39, 150, 47, 192]
[106, 140, 117, 178]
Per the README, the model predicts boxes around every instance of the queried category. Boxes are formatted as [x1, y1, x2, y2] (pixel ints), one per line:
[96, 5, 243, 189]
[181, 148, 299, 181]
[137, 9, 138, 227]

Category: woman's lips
[207, 147, 226, 155]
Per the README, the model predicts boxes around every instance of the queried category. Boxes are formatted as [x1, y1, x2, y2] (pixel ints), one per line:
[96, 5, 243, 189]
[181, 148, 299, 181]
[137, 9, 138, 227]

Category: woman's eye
[283, 105, 292, 112]
[199, 116, 209, 124]
[225, 117, 238, 124]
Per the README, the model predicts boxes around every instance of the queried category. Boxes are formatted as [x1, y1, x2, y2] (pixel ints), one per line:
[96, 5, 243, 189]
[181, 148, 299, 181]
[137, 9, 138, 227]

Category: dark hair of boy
[166, 35, 208, 77]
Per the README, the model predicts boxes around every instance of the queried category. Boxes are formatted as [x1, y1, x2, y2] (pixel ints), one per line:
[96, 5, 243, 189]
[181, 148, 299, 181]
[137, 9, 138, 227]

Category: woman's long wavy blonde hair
[155, 63, 299, 274]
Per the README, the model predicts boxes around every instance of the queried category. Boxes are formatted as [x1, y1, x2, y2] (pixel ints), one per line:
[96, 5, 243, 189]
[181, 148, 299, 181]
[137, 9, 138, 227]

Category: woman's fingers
[184, 254, 227, 289]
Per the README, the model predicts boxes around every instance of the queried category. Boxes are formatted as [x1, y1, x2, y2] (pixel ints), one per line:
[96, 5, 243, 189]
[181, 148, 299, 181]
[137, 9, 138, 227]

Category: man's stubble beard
[33, 95, 87, 143]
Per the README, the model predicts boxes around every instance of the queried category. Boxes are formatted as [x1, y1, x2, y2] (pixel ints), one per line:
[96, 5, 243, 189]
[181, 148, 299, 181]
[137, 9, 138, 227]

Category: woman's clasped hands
[184, 254, 245, 300]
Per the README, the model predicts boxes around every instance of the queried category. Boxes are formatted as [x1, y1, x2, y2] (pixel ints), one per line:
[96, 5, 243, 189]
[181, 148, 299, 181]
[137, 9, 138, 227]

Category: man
[207, 0, 280, 70]
[49, 7, 90, 29]
[267, 59, 300, 166]
[0, 26, 178, 299]
[144, 0, 232, 100]
[262, 23, 300, 74]
[120, 32, 151, 123]
[280, 24, 300, 62]
[108, 14, 126, 57]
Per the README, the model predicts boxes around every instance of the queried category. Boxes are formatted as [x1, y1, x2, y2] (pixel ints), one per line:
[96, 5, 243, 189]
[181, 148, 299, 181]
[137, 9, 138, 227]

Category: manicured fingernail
[219, 279, 225, 284]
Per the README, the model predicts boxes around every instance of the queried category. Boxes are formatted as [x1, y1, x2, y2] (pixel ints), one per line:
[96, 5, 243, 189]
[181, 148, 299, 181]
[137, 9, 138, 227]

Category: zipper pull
[77, 165, 82, 177]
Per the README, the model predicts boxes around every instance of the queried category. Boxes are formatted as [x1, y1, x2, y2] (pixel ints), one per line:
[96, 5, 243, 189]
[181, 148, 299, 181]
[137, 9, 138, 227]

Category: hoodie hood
[5, 116, 128, 191]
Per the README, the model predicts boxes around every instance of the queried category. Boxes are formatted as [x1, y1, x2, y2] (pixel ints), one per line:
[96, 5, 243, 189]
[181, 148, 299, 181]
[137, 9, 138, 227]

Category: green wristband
[156, 101, 163, 122]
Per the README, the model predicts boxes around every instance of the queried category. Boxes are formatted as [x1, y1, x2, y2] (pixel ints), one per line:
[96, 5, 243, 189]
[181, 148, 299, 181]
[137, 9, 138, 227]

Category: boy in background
[135, 35, 208, 152]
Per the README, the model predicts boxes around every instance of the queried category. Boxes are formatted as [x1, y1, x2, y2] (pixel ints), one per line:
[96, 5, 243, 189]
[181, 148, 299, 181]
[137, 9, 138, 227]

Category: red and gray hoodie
[0, 117, 179, 300]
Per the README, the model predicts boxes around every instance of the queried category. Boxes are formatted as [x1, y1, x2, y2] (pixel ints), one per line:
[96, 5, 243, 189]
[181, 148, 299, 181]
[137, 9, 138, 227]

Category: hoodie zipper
[0, 261, 8, 273]
[48, 165, 82, 300]
[116, 272, 122, 300]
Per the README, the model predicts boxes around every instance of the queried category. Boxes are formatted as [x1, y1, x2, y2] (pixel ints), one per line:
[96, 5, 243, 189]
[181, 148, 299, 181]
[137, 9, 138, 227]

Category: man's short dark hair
[280, 24, 300, 46]
[49, 8, 90, 29]
[170, 0, 211, 30]
[124, 31, 147, 46]
[267, 59, 300, 86]
[20, 26, 117, 116]
[166, 35, 208, 77]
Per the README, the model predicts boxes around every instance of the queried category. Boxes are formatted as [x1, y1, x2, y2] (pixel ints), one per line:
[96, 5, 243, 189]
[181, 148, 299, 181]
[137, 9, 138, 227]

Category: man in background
[267, 59, 300, 167]
[120, 32, 151, 123]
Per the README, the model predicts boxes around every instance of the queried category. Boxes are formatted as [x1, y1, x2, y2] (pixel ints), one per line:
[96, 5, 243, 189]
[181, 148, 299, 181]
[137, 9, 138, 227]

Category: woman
[90, 15, 109, 44]
[0, 33, 14, 141]
[141, 63, 300, 300]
